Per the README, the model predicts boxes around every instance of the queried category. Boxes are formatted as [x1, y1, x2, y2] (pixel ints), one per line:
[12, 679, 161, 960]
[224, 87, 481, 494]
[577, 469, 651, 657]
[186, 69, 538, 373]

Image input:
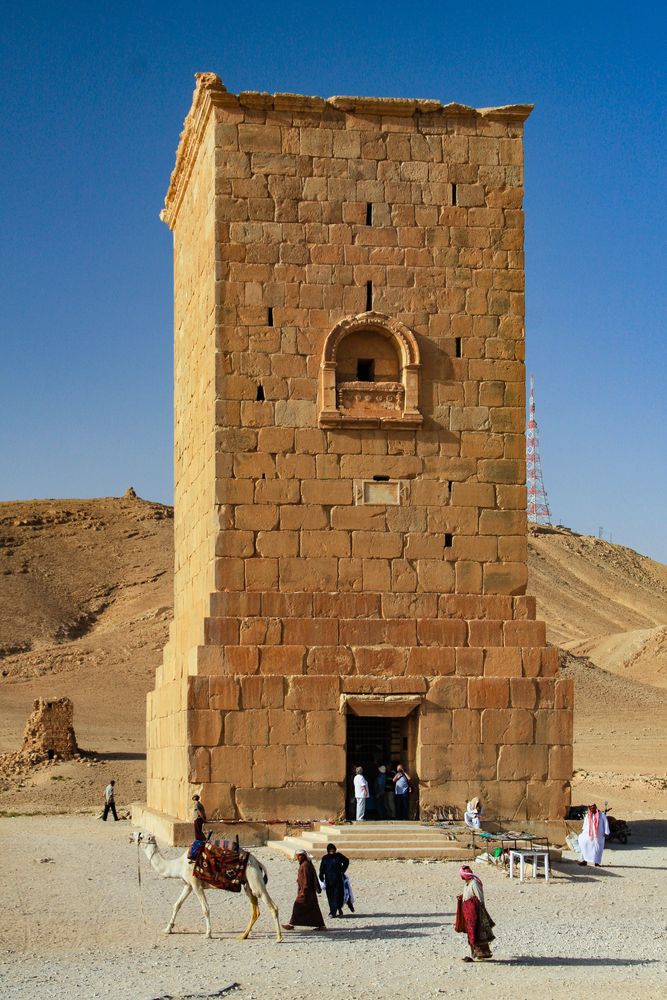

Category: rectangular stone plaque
[355, 480, 401, 505]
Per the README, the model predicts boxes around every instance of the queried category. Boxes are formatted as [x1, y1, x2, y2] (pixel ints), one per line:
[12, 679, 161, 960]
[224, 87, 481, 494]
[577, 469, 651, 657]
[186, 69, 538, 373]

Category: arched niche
[319, 312, 422, 429]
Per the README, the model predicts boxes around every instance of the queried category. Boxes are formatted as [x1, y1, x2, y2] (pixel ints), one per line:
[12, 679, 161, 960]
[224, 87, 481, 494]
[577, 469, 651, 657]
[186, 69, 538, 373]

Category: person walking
[374, 765, 387, 820]
[353, 766, 369, 821]
[456, 865, 495, 961]
[319, 843, 350, 918]
[578, 803, 610, 867]
[282, 850, 327, 932]
[102, 780, 118, 821]
[393, 763, 411, 820]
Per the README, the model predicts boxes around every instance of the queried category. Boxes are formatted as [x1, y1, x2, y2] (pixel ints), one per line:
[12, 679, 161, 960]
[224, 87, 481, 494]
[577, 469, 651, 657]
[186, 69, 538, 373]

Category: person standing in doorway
[353, 766, 369, 821]
[374, 765, 387, 820]
[393, 763, 411, 820]
[102, 779, 118, 821]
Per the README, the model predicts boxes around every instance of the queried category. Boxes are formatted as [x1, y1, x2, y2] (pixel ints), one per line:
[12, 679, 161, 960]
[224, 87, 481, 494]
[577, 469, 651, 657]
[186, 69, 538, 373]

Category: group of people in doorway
[352, 762, 412, 821]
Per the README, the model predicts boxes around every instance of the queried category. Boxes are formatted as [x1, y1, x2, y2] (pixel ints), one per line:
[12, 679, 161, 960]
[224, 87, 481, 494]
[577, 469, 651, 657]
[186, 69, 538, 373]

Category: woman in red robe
[457, 865, 494, 960]
[282, 851, 327, 931]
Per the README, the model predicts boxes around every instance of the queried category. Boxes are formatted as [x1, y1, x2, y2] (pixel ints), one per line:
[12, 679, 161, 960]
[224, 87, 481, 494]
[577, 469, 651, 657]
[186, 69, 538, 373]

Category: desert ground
[0, 496, 666, 999]
[0, 815, 665, 1000]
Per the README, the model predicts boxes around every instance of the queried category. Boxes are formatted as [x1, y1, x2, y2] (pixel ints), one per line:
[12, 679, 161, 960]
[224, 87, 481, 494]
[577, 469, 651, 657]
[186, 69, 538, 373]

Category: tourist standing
[578, 803, 610, 867]
[456, 865, 495, 961]
[102, 779, 118, 821]
[319, 842, 350, 918]
[353, 766, 369, 821]
[393, 763, 411, 820]
[282, 850, 327, 931]
[374, 765, 387, 820]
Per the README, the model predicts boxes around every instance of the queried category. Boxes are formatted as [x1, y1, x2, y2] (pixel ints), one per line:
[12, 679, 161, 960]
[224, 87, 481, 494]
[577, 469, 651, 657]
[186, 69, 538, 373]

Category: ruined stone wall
[147, 75, 573, 827]
[21, 697, 77, 760]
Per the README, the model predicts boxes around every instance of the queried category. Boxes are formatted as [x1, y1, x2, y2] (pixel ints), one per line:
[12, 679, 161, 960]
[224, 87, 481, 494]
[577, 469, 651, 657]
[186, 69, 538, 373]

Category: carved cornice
[161, 73, 229, 230]
[162, 73, 534, 227]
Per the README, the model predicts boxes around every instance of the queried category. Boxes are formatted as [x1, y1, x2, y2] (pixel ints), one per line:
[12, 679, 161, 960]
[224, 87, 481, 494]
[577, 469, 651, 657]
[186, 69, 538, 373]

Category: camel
[130, 832, 283, 942]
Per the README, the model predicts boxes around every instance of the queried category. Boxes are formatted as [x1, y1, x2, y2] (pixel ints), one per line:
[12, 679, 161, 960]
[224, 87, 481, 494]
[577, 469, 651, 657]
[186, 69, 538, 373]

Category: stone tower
[144, 73, 572, 838]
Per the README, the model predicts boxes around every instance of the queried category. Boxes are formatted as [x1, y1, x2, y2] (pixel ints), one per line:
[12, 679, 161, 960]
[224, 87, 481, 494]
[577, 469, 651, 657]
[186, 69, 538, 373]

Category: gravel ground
[0, 815, 665, 1000]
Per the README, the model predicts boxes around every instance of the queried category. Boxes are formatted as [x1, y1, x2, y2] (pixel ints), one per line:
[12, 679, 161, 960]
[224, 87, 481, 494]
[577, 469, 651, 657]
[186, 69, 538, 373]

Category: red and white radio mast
[526, 374, 552, 525]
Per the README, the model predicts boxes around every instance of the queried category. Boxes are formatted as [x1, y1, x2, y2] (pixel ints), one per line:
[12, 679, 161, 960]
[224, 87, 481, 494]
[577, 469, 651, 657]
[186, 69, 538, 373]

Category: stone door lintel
[340, 694, 422, 718]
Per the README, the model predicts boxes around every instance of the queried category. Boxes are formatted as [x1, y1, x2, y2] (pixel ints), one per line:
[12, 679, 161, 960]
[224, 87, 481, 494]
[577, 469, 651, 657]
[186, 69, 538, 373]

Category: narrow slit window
[366, 202, 373, 225]
[455, 337, 462, 358]
[256, 384, 265, 401]
[366, 280, 373, 311]
[357, 358, 375, 382]
[451, 182, 457, 206]
[444, 533, 453, 548]
[373, 474, 389, 482]
[267, 306, 273, 327]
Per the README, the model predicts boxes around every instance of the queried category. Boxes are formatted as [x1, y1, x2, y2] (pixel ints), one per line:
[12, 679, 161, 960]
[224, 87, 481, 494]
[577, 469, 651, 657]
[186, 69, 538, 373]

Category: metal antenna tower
[526, 374, 552, 525]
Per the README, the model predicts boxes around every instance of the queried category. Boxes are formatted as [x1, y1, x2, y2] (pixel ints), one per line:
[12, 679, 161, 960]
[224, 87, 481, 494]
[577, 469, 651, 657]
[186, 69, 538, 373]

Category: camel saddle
[193, 844, 250, 892]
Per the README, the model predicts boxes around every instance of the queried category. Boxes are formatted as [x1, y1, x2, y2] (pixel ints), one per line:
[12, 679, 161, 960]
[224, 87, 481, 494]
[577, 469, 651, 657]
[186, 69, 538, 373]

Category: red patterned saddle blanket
[193, 844, 250, 892]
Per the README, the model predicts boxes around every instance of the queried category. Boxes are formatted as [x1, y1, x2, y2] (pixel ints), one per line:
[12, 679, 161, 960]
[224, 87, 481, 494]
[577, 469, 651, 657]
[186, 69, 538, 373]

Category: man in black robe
[319, 842, 350, 917]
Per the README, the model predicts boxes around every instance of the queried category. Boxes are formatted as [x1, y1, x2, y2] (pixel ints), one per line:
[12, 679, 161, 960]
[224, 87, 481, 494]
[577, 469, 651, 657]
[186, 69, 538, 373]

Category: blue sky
[1, 2, 665, 560]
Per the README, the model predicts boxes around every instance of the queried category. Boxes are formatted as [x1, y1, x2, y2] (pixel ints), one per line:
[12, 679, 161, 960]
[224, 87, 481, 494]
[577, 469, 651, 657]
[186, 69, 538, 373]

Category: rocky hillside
[529, 524, 667, 687]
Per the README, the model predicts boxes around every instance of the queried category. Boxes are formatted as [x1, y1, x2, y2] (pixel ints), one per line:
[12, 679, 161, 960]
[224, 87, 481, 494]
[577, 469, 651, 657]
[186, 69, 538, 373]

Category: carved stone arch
[319, 311, 422, 429]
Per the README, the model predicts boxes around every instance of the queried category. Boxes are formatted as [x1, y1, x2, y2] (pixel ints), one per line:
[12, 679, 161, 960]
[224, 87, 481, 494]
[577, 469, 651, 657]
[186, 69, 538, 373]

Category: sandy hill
[0, 499, 665, 816]
[529, 524, 667, 688]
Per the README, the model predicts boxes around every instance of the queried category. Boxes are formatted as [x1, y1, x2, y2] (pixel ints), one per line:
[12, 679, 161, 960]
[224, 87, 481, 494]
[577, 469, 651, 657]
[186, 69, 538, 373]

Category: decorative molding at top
[161, 73, 534, 227]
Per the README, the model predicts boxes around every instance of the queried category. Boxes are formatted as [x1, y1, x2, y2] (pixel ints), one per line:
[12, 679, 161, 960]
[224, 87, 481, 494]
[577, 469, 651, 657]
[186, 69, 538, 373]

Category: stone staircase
[268, 821, 475, 861]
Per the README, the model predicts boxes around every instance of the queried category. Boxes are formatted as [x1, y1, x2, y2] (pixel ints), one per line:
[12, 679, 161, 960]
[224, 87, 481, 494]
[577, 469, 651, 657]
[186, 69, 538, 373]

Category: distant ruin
[21, 697, 78, 761]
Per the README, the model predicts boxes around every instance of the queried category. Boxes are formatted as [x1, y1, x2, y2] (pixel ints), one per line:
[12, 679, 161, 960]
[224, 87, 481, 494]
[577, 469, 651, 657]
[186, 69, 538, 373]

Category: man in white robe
[578, 803, 610, 865]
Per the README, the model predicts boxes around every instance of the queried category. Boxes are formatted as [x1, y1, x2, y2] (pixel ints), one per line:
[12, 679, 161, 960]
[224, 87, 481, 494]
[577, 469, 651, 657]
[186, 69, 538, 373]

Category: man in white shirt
[353, 767, 369, 821]
[102, 779, 118, 821]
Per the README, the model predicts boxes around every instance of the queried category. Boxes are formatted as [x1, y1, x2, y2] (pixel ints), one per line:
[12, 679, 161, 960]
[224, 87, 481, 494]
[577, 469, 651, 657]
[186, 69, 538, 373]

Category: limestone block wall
[147, 73, 573, 826]
[147, 89, 219, 819]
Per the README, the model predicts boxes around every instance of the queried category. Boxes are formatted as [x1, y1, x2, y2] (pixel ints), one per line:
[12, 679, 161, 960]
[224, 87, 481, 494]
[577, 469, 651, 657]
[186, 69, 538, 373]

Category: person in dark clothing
[374, 766, 387, 820]
[319, 843, 350, 917]
[192, 794, 207, 840]
[282, 851, 327, 931]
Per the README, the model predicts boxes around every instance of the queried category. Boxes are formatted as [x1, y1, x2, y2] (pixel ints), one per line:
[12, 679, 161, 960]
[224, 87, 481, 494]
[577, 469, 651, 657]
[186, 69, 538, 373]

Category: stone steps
[268, 821, 475, 861]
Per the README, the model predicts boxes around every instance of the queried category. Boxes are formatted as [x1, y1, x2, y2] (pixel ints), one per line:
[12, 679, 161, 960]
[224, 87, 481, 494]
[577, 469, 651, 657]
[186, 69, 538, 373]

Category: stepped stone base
[269, 821, 476, 861]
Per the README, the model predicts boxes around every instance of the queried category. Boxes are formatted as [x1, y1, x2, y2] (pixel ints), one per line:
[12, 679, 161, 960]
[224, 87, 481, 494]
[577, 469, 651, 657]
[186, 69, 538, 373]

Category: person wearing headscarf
[577, 803, 610, 866]
[319, 842, 350, 918]
[464, 796, 483, 830]
[282, 851, 327, 931]
[456, 865, 495, 961]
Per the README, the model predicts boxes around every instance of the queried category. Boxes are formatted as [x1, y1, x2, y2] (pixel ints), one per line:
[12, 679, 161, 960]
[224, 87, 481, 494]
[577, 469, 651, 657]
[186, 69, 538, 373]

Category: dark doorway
[345, 714, 415, 820]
